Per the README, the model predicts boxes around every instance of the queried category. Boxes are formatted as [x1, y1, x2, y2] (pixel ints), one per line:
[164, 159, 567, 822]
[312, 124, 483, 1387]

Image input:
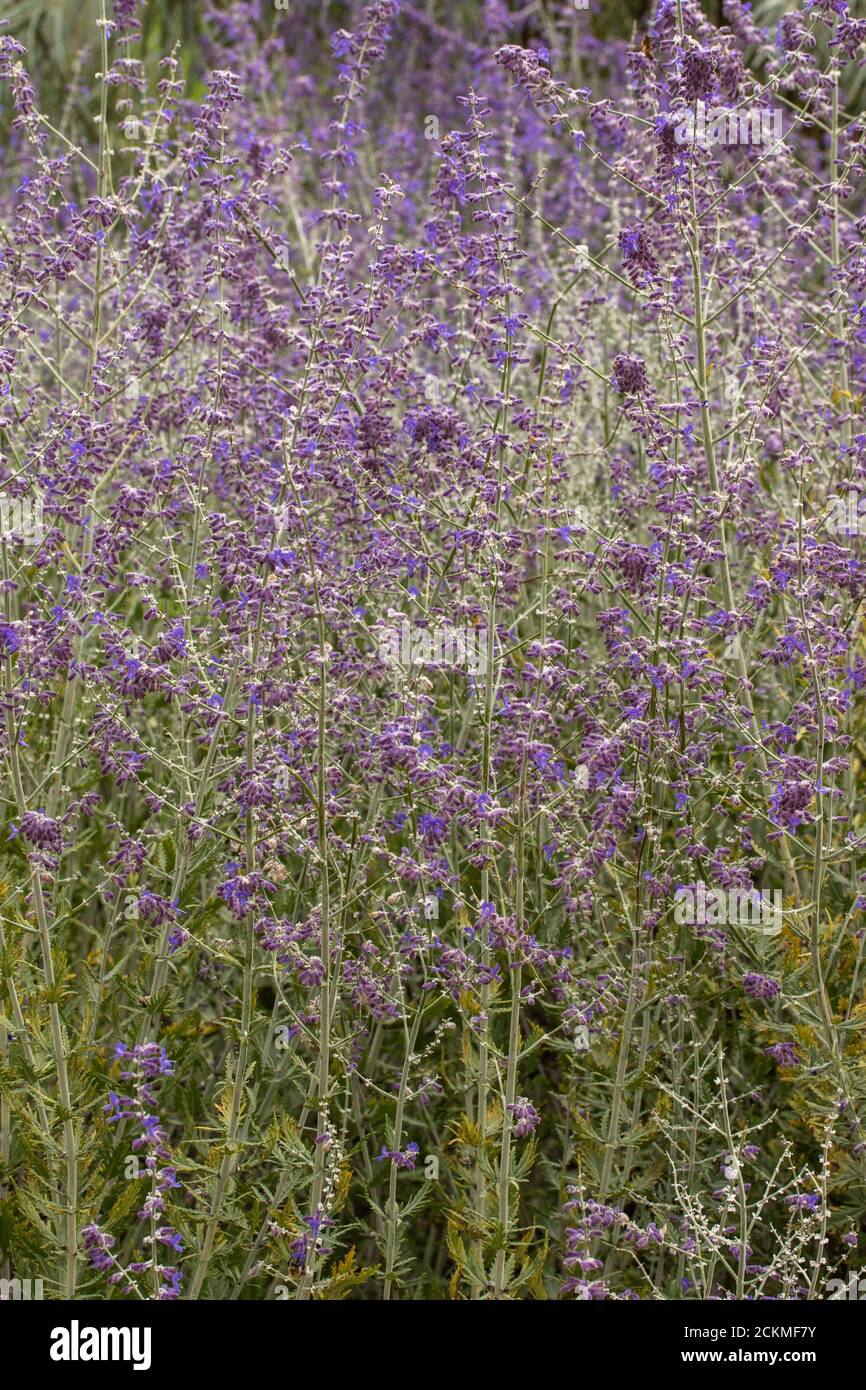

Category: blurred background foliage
[0, 0, 656, 140]
[1, 0, 865, 140]
[3, 0, 200, 89]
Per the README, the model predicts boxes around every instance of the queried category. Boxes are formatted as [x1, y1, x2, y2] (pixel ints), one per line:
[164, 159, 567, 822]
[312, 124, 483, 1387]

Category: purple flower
[743, 972, 781, 1001]
[618, 224, 659, 279]
[612, 353, 650, 395]
[785, 1194, 820, 1211]
[508, 1097, 540, 1138]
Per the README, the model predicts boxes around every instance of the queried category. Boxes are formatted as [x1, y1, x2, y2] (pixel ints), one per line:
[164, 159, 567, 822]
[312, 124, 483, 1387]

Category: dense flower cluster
[0, 0, 865, 1301]
[83, 1043, 183, 1299]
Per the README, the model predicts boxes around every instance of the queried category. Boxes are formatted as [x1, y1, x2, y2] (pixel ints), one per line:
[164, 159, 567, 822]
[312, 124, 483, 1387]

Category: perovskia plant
[0, 0, 864, 1301]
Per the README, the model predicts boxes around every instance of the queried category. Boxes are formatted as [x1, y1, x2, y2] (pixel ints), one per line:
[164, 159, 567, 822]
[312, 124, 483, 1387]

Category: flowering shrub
[0, 0, 865, 1301]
